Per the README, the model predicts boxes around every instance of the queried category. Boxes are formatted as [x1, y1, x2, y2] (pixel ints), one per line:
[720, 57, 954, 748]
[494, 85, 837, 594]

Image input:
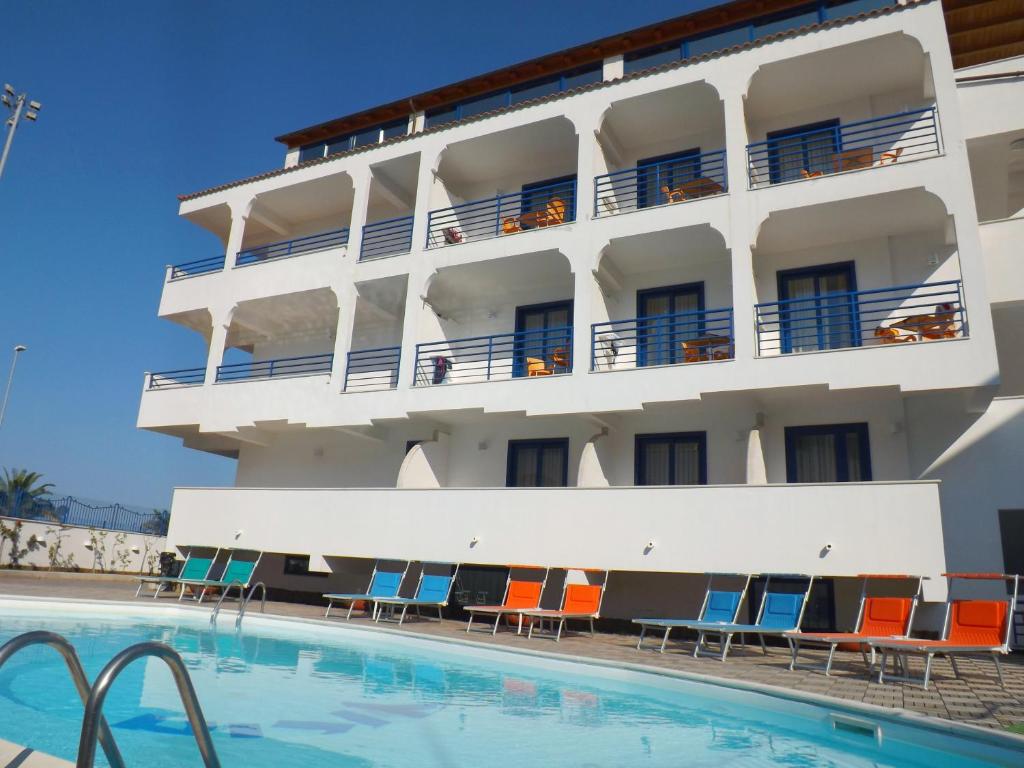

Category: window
[753, 8, 820, 40]
[777, 262, 857, 353]
[514, 301, 573, 378]
[624, 43, 682, 74]
[511, 77, 561, 105]
[785, 423, 872, 483]
[635, 433, 707, 485]
[825, 0, 894, 20]
[637, 149, 701, 209]
[687, 26, 750, 58]
[460, 91, 510, 119]
[520, 175, 576, 228]
[424, 105, 459, 129]
[766, 119, 839, 184]
[298, 144, 326, 163]
[381, 120, 408, 140]
[636, 283, 704, 366]
[562, 64, 602, 90]
[507, 438, 569, 487]
[282, 555, 326, 577]
[998, 510, 1024, 578]
[747, 577, 836, 632]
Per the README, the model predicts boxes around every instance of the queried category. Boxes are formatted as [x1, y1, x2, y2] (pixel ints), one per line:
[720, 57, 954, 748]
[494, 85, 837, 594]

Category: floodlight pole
[0, 86, 41, 182]
[0, 346, 27, 431]
[0, 93, 24, 181]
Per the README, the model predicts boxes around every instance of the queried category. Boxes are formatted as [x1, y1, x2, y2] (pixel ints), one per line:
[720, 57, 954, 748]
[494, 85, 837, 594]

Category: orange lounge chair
[538, 197, 567, 227]
[800, 169, 823, 179]
[890, 302, 958, 341]
[879, 147, 904, 165]
[869, 573, 1020, 689]
[681, 335, 733, 363]
[660, 184, 686, 203]
[833, 147, 873, 173]
[874, 326, 917, 344]
[464, 566, 550, 635]
[526, 357, 552, 376]
[785, 574, 921, 675]
[523, 569, 608, 641]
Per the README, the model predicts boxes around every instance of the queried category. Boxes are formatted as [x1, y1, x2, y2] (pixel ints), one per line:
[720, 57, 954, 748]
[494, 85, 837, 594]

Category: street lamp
[0, 83, 42, 181]
[0, 345, 28, 430]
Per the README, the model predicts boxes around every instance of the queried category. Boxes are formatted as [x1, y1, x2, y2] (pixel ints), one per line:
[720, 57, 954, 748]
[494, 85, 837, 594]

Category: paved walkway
[3, 570, 1024, 733]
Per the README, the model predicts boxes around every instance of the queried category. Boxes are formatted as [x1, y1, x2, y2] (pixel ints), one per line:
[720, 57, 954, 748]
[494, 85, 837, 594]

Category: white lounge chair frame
[465, 566, 550, 636]
[324, 560, 411, 620]
[634, 573, 752, 653]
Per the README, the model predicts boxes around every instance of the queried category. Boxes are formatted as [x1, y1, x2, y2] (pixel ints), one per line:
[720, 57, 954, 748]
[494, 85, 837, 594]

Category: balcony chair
[833, 147, 874, 173]
[874, 326, 917, 344]
[681, 335, 732, 363]
[538, 197, 567, 227]
[889, 302, 958, 341]
[679, 177, 724, 198]
[526, 357, 553, 376]
[323, 560, 410, 620]
[800, 169, 823, 179]
[464, 566, 550, 635]
[660, 184, 686, 203]
[522, 569, 608, 641]
[633, 574, 752, 653]
[878, 146, 904, 165]
[786, 574, 922, 675]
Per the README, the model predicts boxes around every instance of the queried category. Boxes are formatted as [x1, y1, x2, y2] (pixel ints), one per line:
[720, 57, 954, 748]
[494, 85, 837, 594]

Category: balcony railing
[215, 353, 334, 382]
[755, 280, 966, 356]
[594, 150, 727, 217]
[360, 215, 414, 261]
[236, 228, 349, 267]
[746, 107, 939, 187]
[169, 255, 225, 280]
[415, 326, 573, 385]
[344, 346, 401, 391]
[147, 367, 206, 389]
[426, 179, 577, 248]
[591, 308, 734, 370]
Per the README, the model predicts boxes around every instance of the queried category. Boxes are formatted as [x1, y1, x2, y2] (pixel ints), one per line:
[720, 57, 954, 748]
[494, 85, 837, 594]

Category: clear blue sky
[0, 0, 719, 509]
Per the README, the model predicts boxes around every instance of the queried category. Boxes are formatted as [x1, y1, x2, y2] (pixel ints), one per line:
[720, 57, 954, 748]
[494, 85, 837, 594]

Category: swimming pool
[0, 598, 1021, 767]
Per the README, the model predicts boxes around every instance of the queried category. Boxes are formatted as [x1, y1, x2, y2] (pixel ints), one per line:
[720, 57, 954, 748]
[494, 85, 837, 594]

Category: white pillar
[398, 269, 430, 388]
[203, 307, 233, 386]
[577, 437, 611, 487]
[745, 428, 767, 484]
[330, 283, 358, 390]
[346, 166, 374, 263]
[409, 147, 440, 255]
[224, 198, 253, 269]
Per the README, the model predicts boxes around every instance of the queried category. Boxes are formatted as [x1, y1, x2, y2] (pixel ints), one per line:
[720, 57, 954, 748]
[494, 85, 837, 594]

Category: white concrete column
[745, 428, 767, 484]
[572, 263, 599, 375]
[346, 166, 374, 263]
[203, 306, 234, 386]
[224, 198, 253, 269]
[330, 283, 359, 390]
[571, 110, 600, 224]
[409, 147, 440, 254]
[398, 268, 430, 388]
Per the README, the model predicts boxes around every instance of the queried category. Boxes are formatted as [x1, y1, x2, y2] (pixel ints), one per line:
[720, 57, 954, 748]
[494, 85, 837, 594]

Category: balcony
[235, 228, 349, 267]
[344, 346, 401, 392]
[746, 108, 939, 188]
[426, 178, 577, 249]
[215, 353, 334, 383]
[360, 215, 414, 261]
[169, 255, 225, 280]
[415, 326, 573, 386]
[591, 307, 733, 371]
[594, 149, 727, 217]
[755, 280, 966, 356]
[147, 366, 206, 389]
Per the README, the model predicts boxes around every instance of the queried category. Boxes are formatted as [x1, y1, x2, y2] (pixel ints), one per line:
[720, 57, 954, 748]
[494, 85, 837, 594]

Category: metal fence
[360, 215, 414, 261]
[169, 255, 225, 280]
[594, 149, 727, 217]
[415, 326, 573, 385]
[591, 307, 734, 370]
[0, 491, 169, 536]
[236, 228, 349, 267]
[216, 353, 334, 383]
[148, 367, 206, 389]
[344, 346, 401, 391]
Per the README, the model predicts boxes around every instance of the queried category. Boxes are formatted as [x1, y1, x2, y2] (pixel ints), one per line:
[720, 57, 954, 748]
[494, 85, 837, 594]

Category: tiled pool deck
[3, 571, 1024, 734]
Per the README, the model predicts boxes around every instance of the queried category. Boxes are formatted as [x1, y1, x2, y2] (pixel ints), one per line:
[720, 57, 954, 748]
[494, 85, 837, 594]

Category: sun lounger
[633, 574, 751, 653]
[373, 563, 459, 624]
[134, 548, 219, 598]
[684, 575, 815, 661]
[523, 569, 608, 641]
[176, 551, 263, 603]
[786, 574, 922, 675]
[869, 573, 1020, 689]
[323, 560, 410, 620]
[465, 565, 549, 635]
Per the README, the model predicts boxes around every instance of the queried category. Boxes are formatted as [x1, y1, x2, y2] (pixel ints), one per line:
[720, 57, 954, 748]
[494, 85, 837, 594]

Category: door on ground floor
[784, 423, 872, 483]
[635, 432, 707, 485]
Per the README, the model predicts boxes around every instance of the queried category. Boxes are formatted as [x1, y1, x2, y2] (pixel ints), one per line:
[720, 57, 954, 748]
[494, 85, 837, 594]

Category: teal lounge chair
[134, 549, 218, 599]
[684, 575, 815, 661]
[177, 551, 263, 603]
[373, 563, 459, 624]
[323, 561, 410, 620]
[633, 574, 752, 653]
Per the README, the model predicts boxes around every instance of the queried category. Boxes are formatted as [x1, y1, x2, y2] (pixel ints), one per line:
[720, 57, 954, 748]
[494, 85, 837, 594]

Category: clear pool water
[0, 600, 1020, 767]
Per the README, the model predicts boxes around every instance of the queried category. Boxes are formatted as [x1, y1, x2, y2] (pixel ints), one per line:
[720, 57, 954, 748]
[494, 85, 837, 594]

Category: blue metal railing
[169, 255, 225, 280]
[236, 228, 349, 267]
[594, 150, 727, 217]
[755, 280, 966, 355]
[148, 367, 206, 389]
[747, 107, 939, 187]
[344, 346, 401, 391]
[0, 489, 169, 536]
[360, 215, 414, 260]
[415, 326, 573, 385]
[591, 307, 734, 370]
[215, 353, 334, 382]
[426, 179, 577, 248]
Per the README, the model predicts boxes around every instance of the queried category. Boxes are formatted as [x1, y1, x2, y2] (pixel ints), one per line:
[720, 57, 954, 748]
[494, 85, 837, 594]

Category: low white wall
[167, 481, 947, 598]
[980, 217, 1024, 306]
[0, 516, 166, 573]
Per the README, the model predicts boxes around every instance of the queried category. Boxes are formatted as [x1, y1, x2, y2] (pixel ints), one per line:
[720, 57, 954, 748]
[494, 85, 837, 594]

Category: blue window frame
[636, 149, 701, 209]
[777, 262, 857, 353]
[636, 282, 704, 367]
[785, 423, 872, 483]
[635, 432, 707, 485]
[519, 174, 576, 228]
[507, 438, 569, 487]
[766, 119, 839, 184]
[513, 300, 573, 378]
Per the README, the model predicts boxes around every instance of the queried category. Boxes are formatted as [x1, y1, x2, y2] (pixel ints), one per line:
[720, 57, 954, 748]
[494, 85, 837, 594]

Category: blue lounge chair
[373, 563, 459, 624]
[134, 548, 219, 598]
[632, 574, 751, 653]
[685, 575, 816, 661]
[177, 551, 263, 603]
[323, 561, 410, 620]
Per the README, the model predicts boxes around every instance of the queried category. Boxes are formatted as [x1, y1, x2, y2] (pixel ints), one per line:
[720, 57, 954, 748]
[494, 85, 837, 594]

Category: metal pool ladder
[208, 580, 267, 628]
[0, 630, 221, 768]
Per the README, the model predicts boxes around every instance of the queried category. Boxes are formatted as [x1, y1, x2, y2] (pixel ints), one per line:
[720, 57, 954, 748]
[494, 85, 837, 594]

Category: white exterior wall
[0, 517, 165, 573]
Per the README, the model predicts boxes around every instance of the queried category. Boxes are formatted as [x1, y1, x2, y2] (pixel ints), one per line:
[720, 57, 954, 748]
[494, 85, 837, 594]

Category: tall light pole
[0, 345, 27, 430]
[0, 84, 41, 181]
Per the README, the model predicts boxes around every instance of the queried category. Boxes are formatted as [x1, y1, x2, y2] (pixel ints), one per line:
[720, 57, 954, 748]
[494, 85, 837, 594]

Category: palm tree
[0, 469, 55, 519]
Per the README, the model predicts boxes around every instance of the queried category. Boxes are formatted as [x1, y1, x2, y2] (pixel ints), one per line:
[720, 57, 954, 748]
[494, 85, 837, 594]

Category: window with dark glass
[511, 77, 561, 105]
[507, 438, 569, 487]
[382, 120, 408, 140]
[299, 144, 326, 163]
[624, 43, 682, 74]
[635, 432, 707, 485]
[283, 554, 326, 577]
[825, 0, 894, 20]
[519, 174, 576, 228]
[561, 64, 602, 90]
[785, 423, 872, 483]
[514, 301, 573, 378]
[636, 282, 704, 366]
[424, 105, 459, 129]
[777, 262, 857, 353]
[687, 26, 751, 58]
[766, 119, 839, 184]
[754, 7, 821, 40]
[353, 126, 382, 148]
[460, 91, 510, 119]
[636, 149, 701, 209]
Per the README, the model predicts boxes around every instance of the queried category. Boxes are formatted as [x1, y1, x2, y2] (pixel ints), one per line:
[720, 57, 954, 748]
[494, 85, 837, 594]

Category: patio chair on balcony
[785, 574, 922, 675]
[522, 569, 608, 642]
[660, 185, 686, 203]
[889, 302, 959, 341]
[526, 357, 553, 376]
[373, 563, 460, 624]
[833, 147, 874, 173]
[800, 169, 823, 179]
[878, 147, 904, 165]
[539, 197, 567, 227]
[134, 548, 219, 599]
[465, 566, 550, 635]
[681, 335, 732, 363]
[874, 326, 917, 344]
[323, 560, 410, 620]
[633, 574, 751, 653]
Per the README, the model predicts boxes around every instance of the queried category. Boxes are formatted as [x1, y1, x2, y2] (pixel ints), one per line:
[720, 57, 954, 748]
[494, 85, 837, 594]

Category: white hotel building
[139, 0, 1024, 628]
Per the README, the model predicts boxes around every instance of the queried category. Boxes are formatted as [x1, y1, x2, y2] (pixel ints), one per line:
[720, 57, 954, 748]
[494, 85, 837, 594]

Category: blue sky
[0, 0, 718, 508]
